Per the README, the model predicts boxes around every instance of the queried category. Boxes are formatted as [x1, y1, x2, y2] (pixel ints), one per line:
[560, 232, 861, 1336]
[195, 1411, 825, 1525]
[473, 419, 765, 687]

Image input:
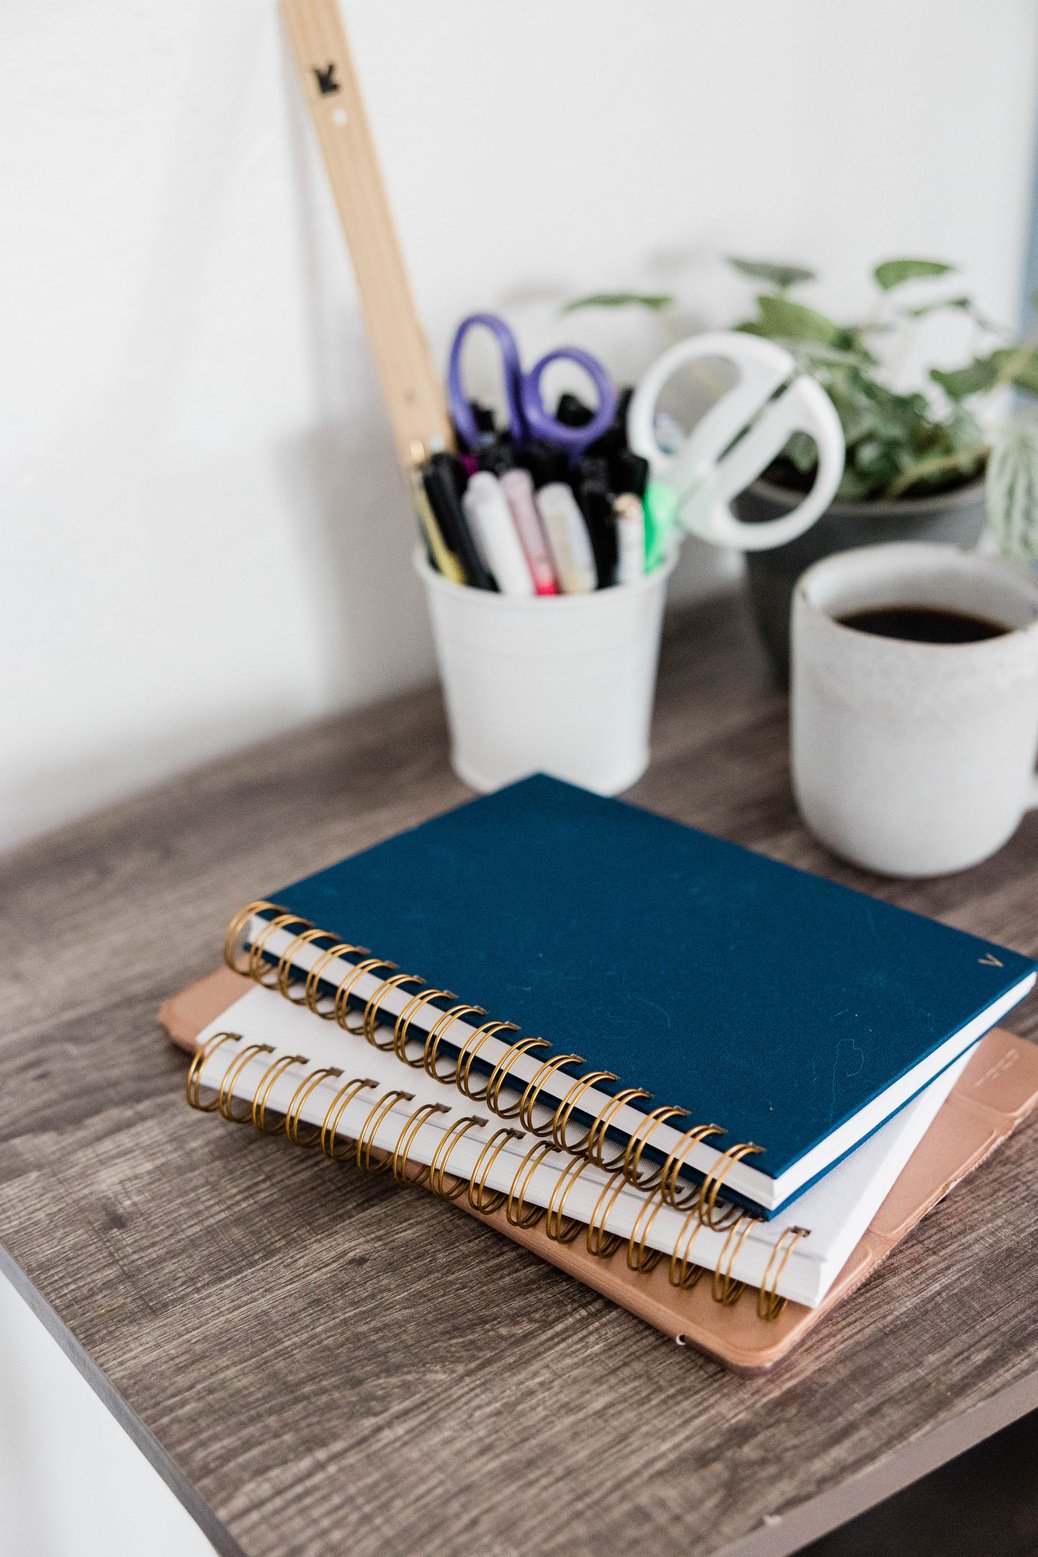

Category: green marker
[643, 479, 677, 571]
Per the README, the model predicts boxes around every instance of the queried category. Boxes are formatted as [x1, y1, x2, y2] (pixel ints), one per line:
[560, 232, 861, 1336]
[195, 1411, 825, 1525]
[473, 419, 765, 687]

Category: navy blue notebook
[243, 776, 1035, 1214]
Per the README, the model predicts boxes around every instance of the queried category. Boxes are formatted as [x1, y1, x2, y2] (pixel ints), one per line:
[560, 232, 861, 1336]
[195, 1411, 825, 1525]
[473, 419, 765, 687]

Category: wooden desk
[1, 593, 1035, 1557]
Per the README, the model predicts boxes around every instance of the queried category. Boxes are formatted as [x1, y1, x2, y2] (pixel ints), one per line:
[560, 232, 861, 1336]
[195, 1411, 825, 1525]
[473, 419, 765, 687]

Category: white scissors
[627, 332, 845, 552]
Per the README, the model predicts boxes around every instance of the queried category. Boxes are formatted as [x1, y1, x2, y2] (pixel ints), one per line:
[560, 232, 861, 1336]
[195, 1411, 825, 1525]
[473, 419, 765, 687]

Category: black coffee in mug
[837, 605, 1011, 644]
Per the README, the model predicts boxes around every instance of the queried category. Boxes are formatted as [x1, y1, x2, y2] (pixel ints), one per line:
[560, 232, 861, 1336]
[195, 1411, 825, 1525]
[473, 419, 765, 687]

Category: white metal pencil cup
[415, 548, 677, 794]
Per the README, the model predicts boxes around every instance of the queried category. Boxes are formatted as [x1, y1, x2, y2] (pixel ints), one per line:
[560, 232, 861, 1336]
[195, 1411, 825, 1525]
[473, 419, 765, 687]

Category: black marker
[577, 472, 619, 589]
[612, 449, 649, 501]
[555, 391, 594, 429]
[423, 453, 498, 590]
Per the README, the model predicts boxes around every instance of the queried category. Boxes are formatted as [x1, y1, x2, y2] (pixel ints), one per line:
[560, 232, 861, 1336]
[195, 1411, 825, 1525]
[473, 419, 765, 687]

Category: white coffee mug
[791, 543, 1038, 877]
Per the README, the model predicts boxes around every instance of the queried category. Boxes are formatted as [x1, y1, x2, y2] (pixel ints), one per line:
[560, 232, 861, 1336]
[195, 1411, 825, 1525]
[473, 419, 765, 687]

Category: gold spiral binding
[393, 988, 457, 1066]
[319, 1075, 379, 1160]
[422, 1004, 487, 1083]
[276, 926, 334, 1002]
[658, 1122, 726, 1210]
[667, 1202, 708, 1291]
[585, 1172, 628, 1259]
[466, 1127, 524, 1214]
[456, 1020, 521, 1102]
[303, 943, 372, 1018]
[222, 900, 768, 1233]
[186, 1031, 242, 1110]
[332, 956, 399, 1031]
[711, 1214, 756, 1305]
[427, 1114, 488, 1199]
[756, 1226, 809, 1321]
[544, 1156, 594, 1244]
[353, 1088, 415, 1172]
[248, 914, 311, 987]
[505, 1140, 554, 1229]
[390, 1101, 451, 1185]
[222, 901, 282, 973]
[251, 1052, 309, 1132]
[697, 1141, 766, 1231]
[516, 1052, 586, 1134]
[218, 1043, 275, 1122]
[483, 1037, 551, 1117]
[550, 1069, 620, 1155]
[190, 1036, 804, 1322]
[625, 1189, 666, 1275]
[285, 1066, 344, 1147]
[584, 1088, 654, 1171]
[621, 1105, 690, 1189]
[361, 971, 427, 1048]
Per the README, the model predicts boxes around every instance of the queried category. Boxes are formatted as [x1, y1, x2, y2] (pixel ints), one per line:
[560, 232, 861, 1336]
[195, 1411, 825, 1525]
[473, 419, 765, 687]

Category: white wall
[2, 0, 1036, 849]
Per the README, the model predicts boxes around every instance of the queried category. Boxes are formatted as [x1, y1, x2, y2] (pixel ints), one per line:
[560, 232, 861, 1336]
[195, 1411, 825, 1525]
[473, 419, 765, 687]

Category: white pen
[614, 494, 646, 585]
[461, 472, 536, 596]
[534, 482, 597, 594]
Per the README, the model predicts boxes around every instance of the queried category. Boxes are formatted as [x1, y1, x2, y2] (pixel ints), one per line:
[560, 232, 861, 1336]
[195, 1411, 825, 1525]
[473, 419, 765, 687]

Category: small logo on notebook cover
[977, 953, 1004, 967]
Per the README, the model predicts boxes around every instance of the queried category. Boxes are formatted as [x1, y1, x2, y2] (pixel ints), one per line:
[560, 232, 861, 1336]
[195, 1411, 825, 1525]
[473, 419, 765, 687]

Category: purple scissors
[447, 312, 618, 460]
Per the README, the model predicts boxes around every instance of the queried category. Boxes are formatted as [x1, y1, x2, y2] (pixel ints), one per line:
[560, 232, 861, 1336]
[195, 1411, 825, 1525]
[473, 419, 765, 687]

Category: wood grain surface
[1, 592, 1036, 1557]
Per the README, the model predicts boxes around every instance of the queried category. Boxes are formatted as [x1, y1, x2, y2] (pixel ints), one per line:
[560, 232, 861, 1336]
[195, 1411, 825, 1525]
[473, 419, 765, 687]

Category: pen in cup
[424, 453, 497, 590]
[612, 450, 650, 580]
[461, 471, 536, 596]
[614, 494, 646, 584]
[577, 462, 619, 589]
[476, 443, 557, 596]
[499, 467, 558, 595]
[524, 442, 597, 594]
[410, 462, 466, 584]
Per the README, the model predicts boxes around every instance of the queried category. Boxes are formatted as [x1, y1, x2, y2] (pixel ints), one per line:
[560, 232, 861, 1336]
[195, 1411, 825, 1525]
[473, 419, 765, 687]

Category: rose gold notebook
[163, 968, 1038, 1374]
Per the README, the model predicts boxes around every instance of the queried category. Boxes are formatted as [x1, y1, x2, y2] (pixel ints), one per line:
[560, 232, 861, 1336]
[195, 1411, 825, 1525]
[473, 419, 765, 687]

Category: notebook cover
[258, 775, 1036, 1188]
[161, 968, 1038, 1374]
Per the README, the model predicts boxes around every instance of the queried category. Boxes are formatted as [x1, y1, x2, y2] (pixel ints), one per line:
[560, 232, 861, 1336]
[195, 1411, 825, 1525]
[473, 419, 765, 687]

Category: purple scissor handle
[447, 312, 618, 460]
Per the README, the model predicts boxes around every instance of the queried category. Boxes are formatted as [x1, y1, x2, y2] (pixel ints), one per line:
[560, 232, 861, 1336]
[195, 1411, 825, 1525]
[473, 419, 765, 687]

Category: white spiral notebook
[188, 983, 972, 1309]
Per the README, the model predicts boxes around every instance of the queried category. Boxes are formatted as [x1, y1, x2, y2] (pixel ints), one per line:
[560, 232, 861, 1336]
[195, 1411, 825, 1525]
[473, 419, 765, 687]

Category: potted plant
[725, 256, 1038, 677]
[567, 262, 1038, 679]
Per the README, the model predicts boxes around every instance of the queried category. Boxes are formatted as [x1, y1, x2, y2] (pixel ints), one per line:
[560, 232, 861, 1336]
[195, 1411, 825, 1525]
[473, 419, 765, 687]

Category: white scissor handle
[627, 332, 845, 552]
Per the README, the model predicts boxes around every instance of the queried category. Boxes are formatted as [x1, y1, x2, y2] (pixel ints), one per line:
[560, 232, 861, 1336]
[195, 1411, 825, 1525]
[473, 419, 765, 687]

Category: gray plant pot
[733, 476, 988, 682]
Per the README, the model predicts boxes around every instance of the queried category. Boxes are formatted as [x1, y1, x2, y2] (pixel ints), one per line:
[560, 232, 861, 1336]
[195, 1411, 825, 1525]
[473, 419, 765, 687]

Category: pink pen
[499, 468, 559, 595]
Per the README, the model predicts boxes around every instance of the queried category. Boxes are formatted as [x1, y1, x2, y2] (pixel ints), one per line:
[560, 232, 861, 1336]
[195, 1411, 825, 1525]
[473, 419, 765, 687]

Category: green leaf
[885, 445, 987, 499]
[727, 257, 815, 290]
[874, 258, 955, 291]
[755, 294, 842, 346]
[784, 430, 818, 472]
[987, 415, 1038, 560]
[945, 404, 984, 450]
[991, 346, 1038, 397]
[835, 467, 876, 501]
[906, 296, 972, 319]
[930, 357, 1000, 400]
[561, 292, 673, 315]
[835, 401, 880, 446]
[782, 338, 877, 368]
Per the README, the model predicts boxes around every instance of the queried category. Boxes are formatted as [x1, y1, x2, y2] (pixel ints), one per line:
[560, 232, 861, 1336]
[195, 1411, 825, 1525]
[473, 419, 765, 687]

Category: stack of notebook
[163, 775, 1038, 1372]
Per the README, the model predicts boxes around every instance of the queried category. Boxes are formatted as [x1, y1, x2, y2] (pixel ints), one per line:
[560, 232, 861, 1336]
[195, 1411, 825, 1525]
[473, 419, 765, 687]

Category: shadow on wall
[272, 414, 437, 713]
